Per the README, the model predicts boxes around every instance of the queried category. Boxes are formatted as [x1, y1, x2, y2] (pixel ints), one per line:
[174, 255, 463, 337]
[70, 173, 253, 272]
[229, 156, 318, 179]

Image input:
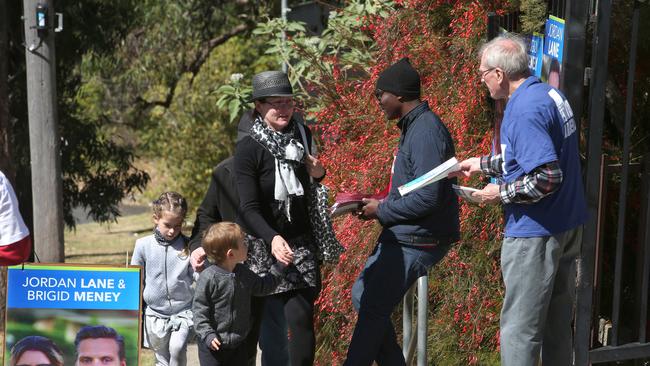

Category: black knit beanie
[376, 58, 421, 99]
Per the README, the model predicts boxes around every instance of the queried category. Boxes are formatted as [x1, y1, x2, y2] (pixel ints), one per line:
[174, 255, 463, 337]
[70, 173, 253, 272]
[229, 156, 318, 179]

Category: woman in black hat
[234, 71, 325, 366]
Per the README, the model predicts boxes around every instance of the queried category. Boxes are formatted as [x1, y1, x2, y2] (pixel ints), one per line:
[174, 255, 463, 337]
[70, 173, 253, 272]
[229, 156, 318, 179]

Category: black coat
[189, 157, 239, 252]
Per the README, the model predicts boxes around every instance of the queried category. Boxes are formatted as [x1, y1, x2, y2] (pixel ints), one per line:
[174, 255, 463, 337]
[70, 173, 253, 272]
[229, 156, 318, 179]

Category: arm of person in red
[0, 171, 31, 265]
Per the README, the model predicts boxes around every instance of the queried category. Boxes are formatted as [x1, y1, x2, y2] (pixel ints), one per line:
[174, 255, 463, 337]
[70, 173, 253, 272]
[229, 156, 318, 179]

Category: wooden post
[22, 0, 64, 262]
[0, 0, 11, 179]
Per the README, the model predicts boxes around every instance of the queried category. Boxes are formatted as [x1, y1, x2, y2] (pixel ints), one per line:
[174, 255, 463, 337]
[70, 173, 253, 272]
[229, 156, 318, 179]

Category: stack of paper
[452, 184, 482, 204]
[397, 157, 460, 196]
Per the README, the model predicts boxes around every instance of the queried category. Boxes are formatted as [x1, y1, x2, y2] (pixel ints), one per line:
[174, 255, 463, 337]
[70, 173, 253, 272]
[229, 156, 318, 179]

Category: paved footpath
[185, 343, 262, 365]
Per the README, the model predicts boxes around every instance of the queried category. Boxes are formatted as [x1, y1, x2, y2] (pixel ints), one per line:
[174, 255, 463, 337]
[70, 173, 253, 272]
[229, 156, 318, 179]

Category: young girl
[131, 191, 194, 366]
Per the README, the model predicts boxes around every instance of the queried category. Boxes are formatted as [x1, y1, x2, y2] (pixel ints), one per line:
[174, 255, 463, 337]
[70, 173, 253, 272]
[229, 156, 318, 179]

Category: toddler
[193, 222, 285, 366]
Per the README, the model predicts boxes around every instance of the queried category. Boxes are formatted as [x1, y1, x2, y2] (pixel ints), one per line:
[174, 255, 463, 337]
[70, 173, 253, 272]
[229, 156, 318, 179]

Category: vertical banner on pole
[3, 264, 142, 365]
[527, 32, 544, 78]
[542, 15, 566, 88]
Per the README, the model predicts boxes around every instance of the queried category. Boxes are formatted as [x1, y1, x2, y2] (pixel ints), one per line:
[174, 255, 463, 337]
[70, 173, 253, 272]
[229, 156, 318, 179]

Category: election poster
[3, 264, 142, 366]
[542, 15, 565, 88]
[496, 28, 543, 79]
[527, 32, 544, 78]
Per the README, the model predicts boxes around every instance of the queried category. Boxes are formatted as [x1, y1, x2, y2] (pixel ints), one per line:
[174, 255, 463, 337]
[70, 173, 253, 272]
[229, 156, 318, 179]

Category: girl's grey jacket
[131, 234, 195, 317]
[192, 263, 283, 349]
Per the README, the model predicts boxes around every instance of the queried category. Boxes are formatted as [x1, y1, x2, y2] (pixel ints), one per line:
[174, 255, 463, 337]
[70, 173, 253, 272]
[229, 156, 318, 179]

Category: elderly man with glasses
[450, 35, 587, 366]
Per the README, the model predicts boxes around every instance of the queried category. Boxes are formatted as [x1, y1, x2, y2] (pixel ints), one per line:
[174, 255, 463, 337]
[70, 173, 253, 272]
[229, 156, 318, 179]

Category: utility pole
[22, 0, 64, 262]
[281, 0, 288, 72]
[0, 0, 12, 179]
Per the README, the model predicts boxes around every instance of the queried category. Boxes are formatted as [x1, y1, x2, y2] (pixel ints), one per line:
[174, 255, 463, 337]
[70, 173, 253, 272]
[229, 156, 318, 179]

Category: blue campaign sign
[527, 32, 544, 77]
[6, 265, 141, 310]
[544, 15, 565, 63]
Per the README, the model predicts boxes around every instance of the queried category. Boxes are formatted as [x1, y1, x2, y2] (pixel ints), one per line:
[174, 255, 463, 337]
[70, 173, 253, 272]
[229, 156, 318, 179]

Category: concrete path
[184, 343, 262, 365]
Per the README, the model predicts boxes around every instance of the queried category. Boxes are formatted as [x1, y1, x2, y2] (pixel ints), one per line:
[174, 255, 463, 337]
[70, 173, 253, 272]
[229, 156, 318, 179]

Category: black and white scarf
[250, 117, 306, 221]
[153, 228, 174, 246]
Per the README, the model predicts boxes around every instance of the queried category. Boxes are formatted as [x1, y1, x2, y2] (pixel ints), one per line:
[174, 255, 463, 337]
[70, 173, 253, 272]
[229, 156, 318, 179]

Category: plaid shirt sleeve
[498, 161, 563, 204]
[480, 154, 503, 177]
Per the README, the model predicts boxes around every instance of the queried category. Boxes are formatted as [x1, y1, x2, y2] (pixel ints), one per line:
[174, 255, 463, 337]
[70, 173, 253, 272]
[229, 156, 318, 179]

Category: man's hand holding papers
[451, 184, 498, 204]
[447, 158, 500, 204]
[468, 183, 500, 204]
[452, 184, 482, 203]
[331, 191, 388, 218]
[447, 157, 481, 179]
[358, 198, 379, 220]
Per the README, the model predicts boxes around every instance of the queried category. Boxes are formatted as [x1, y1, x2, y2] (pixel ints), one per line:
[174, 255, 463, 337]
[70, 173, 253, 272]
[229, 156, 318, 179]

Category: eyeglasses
[374, 89, 384, 102]
[479, 67, 496, 79]
[263, 99, 295, 109]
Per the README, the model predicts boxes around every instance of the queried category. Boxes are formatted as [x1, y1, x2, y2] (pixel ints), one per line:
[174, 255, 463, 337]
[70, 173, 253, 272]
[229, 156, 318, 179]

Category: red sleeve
[0, 235, 31, 266]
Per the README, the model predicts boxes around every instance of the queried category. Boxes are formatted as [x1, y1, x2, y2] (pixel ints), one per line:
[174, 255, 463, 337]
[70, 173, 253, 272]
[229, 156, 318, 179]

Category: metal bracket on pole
[54, 13, 63, 32]
[584, 67, 592, 86]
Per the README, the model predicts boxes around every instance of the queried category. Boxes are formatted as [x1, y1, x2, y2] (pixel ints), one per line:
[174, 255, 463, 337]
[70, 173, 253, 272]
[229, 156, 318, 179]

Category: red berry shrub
[280, 1, 511, 364]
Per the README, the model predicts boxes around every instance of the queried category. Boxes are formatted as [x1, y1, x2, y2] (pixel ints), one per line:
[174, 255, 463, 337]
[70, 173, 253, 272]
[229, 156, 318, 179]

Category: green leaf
[228, 99, 240, 124]
[217, 85, 236, 94]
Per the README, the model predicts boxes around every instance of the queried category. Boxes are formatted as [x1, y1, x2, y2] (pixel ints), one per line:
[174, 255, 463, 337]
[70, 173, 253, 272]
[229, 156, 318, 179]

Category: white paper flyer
[397, 157, 459, 196]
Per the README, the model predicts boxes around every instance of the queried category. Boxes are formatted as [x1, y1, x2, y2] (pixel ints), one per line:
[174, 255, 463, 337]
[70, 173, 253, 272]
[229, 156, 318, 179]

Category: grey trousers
[500, 226, 582, 366]
[145, 313, 193, 366]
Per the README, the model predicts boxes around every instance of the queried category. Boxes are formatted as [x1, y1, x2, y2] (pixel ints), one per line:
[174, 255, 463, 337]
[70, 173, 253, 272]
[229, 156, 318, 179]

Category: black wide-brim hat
[251, 71, 294, 101]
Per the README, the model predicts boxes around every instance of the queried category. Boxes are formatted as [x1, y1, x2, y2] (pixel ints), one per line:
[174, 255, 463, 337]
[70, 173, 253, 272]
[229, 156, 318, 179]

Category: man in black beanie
[344, 58, 460, 366]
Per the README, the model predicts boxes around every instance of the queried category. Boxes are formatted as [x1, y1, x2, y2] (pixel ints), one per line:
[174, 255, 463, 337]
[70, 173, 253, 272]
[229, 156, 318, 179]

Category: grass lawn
[65, 211, 153, 266]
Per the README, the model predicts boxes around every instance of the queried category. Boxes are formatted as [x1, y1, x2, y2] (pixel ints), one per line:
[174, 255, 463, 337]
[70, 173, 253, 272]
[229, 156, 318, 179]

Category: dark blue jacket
[376, 102, 460, 243]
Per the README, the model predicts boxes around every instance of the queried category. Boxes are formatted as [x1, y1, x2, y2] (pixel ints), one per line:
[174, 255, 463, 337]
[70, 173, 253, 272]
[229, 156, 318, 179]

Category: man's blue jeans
[343, 237, 451, 366]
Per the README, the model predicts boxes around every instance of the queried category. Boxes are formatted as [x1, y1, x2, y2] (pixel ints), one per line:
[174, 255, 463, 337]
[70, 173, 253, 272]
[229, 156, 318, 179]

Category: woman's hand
[305, 154, 326, 179]
[210, 337, 221, 351]
[271, 235, 294, 265]
[190, 247, 207, 272]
